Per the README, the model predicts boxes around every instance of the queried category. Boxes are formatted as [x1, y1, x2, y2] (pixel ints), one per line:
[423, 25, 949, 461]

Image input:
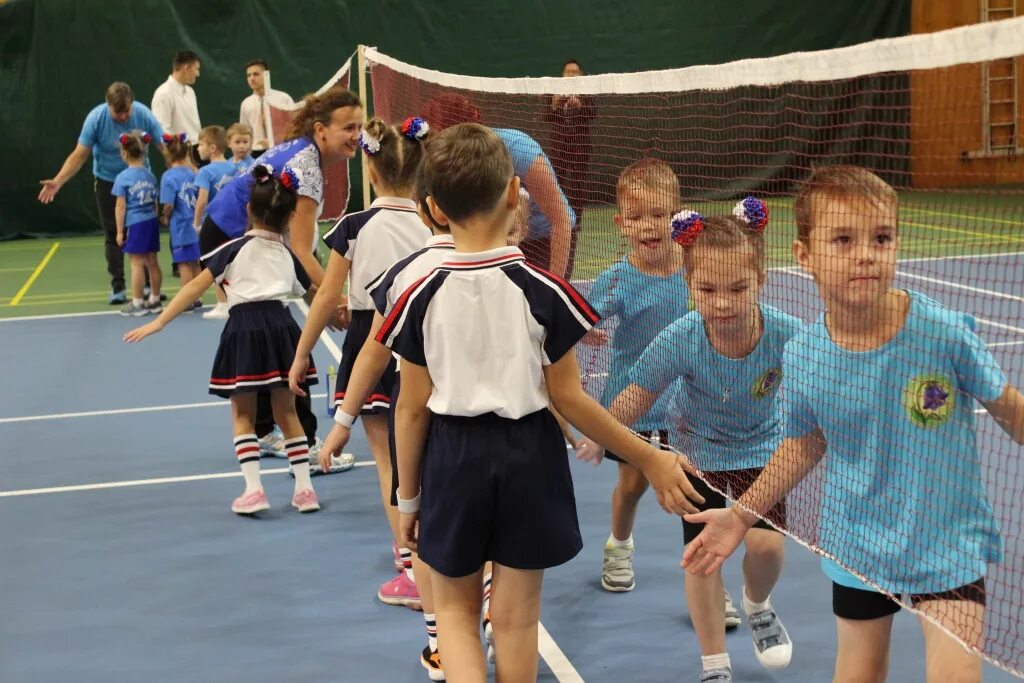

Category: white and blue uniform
[203, 230, 317, 398]
[782, 291, 1006, 595]
[364, 234, 457, 506]
[377, 246, 598, 577]
[112, 166, 159, 254]
[322, 197, 431, 413]
[589, 257, 690, 442]
[160, 166, 199, 263]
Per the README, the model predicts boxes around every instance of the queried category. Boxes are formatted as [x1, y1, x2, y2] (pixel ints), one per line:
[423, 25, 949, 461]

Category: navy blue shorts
[172, 241, 201, 264]
[388, 375, 401, 507]
[419, 409, 582, 578]
[336, 309, 397, 415]
[123, 217, 160, 254]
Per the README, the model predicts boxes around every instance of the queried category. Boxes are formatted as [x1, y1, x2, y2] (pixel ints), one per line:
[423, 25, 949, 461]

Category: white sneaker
[747, 604, 792, 669]
[601, 542, 635, 592]
[202, 302, 229, 320]
[288, 439, 356, 476]
[724, 590, 741, 629]
[258, 427, 287, 458]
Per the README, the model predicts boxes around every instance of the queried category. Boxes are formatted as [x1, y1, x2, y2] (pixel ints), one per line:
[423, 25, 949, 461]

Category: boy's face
[687, 244, 763, 338]
[794, 194, 899, 310]
[246, 66, 265, 92]
[614, 187, 677, 265]
[229, 134, 252, 159]
[196, 138, 213, 161]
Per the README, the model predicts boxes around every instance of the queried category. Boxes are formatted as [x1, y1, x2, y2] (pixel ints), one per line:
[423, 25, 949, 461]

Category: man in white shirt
[151, 50, 202, 143]
[239, 59, 295, 155]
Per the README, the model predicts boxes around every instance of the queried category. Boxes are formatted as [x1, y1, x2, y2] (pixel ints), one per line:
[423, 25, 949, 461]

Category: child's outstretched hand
[400, 511, 419, 552]
[580, 328, 609, 346]
[575, 436, 605, 465]
[288, 357, 309, 397]
[641, 450, 704, 516]
[681, 508, 748, 575]
[123, 320, 164, 342]
[319, 423, 351, 472]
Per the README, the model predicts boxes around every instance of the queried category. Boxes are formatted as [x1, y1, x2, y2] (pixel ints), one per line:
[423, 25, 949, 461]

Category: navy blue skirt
[209, 301, 317, 398]
[335, 309, 397, 415]
[418, 409, 582, 578]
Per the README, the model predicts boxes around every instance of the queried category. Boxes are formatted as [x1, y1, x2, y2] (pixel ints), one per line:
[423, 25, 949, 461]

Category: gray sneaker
[724, 590, 741, 629]
[143, 299, 162, 315]
[259, 427, 287, 458]
[700, 667, 732, 682]
[601, 542, 635, 592]
[120, 301, 149, 317]
[311, 440, 355, 476]
[748, 605, 793, 669]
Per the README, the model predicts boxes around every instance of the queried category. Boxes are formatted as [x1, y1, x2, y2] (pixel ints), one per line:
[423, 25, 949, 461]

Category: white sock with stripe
[400, 547, 415, 581]
[424, 613, 437, 651]
[285, 436, 312, 491]
[234, 434, 262, 493]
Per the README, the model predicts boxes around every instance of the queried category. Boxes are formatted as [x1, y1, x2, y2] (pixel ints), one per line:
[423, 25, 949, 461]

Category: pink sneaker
[291, 489, 320, 513]
[377, 572, 422, 610]
[232, 489, 270, 515]
[392, 540, 403, 572]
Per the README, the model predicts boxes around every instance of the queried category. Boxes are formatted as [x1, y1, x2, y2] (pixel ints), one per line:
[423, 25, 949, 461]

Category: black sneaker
[420, 645, 444, 681]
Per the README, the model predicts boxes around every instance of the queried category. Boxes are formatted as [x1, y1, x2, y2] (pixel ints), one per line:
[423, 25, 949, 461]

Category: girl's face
[614, 188, 678, 268]
[686, 244, 764, 338]
[793, 195, 899, 311]
[315, 106, 364, 162]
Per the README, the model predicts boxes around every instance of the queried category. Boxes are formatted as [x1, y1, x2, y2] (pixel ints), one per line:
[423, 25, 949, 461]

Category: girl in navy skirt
[125, 164, 321, 516]
[289, 116, 431, 606]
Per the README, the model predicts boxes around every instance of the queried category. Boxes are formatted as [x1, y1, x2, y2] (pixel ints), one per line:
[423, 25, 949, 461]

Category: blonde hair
[682, 215, 765, 274]
[421, 123, 513, 222]
[364, 117, 427, 193]
[616, 157, 680, 206]
[226, 123, 253, 140]
[794, 165, 898, 243]
[199, 125, 227, 152]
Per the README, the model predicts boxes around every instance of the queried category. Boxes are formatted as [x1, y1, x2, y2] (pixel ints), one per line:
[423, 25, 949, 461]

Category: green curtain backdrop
[0, 0, 909, 237]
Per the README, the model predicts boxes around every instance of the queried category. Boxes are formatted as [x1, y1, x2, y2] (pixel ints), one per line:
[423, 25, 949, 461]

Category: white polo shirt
[202, 229, 309, 308]
[377, 246, 599, 419]
[322, 197, 432, 311]
[151, 75, 201, 142]
[239, 89, 296, 150]
[366, 234, 456, 316]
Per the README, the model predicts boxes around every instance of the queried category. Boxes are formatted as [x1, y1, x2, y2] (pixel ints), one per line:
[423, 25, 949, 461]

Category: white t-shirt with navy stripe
[322, 197, 432, 311]
[377, 246, 600, 419]
[202, 229, 310, 309]
[366, 234, 456, 316]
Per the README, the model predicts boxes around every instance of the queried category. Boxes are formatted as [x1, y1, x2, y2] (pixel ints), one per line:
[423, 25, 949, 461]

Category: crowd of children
[117, 86, 1024, 683]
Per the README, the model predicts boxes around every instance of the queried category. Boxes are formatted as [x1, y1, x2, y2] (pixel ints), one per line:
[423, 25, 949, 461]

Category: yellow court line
[906, 206, 1024, 227]
[901, 220, 1023, 244]
[9, 243, 60, 306]
[0, 267, 34, 273]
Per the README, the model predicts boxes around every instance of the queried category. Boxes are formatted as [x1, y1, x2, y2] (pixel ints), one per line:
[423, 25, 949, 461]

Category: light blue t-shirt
[78, 103, 164, 182]
[232, 155, 256, 174]
[631, 305, 804, 471]
[494, 128, 576, 241]
[111, 166, 158, 226]
[589, 257, 689, 431]
[160, 166, 199, 247]
[206, 137, 324, 238]
[782, 290, 1007, 594]
[195, 160, 239, 206]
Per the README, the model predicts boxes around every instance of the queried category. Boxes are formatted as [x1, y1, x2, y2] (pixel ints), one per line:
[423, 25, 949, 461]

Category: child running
[684, 166, 1024, 683]
[575, 157, 691, 594]
[125, 163, 321, 516]
[587, 201, 802, 682]
[380, 122, 703, 683]
[289, 115, 431, 607]
[113, 130, 162, 317]
[159, 132, 202, 310]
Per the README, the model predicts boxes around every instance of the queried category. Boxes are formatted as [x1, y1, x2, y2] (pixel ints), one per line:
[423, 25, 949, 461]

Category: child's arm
[288, 252, 351, 395]
[193, 188, 208, 229]
[682, 431, 826, 575]
[160, 204, 172, 226]
[289, 197, 326, 287]
[123, 270, 215, 342]
[335, 312, 392, 418]
[576, 383, 660, 465]
[549, 406, 578, 448]
[394, 359, 433, 551]
[114, 197, 126, 246]
[982, 384, 1024, 445]
[545, 347, 704, 515]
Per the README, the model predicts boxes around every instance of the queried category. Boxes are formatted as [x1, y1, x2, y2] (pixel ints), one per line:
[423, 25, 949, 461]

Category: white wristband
[396, 491, 421, 513]
[333, 409, 357, 428]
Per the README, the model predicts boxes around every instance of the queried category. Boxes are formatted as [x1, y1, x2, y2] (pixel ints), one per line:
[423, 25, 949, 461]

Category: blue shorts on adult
[172, 241, 201, 264]
[418, 409, 582, 578]
[123, 217, 160, 254]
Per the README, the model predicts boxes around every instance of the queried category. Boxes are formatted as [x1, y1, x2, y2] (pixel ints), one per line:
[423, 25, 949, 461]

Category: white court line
[538, 622, 585, 683]
[896, 270, 1024, 304]
[295, 299, 344, 360]
[0, 461, 374, 498]
[0, 309, 121, 323]
[989, 340, 1024, 348]
[0, 394, 328, 425]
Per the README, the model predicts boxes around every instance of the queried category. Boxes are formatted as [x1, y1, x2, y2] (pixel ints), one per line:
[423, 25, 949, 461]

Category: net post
[357, 45, 371, 208]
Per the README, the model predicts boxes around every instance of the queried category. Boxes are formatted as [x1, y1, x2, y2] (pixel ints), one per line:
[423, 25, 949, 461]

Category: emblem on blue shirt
[751, 367, 782, 399]
[904, 374, 955, 428]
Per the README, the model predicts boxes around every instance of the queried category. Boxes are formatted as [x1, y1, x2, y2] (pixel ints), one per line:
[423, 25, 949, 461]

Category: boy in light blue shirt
[193, 126, 238, 229]
[683, 166, 1024, 683]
